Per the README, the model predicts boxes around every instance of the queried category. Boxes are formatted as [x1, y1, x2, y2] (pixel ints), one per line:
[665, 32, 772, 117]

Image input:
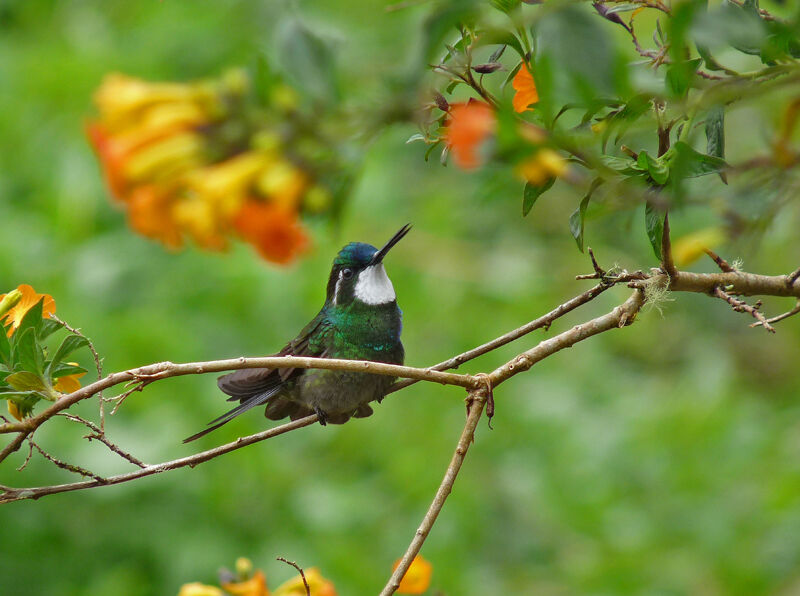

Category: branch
[751, 300, 800, 328]
[489, 290, 645, 385]
[276, 558, 310, 596]
[0, 357, 477, 440]
[637, 269, 800, 299]
[380, 384, 489, 596]
[388, 282, 613, 394]
[713, 287, 775, 333]
[0, 415, 316, 503]
[1, 282, 621, 501]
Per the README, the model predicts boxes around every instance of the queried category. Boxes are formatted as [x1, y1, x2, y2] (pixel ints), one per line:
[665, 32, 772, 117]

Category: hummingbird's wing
[183, 314, 331, 442]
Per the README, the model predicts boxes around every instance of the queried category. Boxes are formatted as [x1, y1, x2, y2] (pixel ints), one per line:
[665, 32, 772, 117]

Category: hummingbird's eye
[341, 268, 354, 279]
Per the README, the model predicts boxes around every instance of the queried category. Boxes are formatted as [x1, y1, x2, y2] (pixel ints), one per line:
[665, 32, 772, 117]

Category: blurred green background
[2, 1, 800, 594]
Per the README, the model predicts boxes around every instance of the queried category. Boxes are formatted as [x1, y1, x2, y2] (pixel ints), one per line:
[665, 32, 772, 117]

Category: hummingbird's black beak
[370, 223, 412, 265]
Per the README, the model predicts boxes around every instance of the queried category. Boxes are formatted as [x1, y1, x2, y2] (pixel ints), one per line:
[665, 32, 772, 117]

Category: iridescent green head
[325, 224, 411, 307]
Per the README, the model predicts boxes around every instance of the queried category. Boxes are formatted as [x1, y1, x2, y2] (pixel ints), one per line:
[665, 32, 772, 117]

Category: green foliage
[2, 1, 800, 596]
[0, 298, 90, 414]
[522, 178, 554, 216]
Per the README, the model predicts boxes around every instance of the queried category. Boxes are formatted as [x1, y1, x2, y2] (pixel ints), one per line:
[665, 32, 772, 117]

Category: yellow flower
[177, 583, 225, 596]
[54, 364, 87, 394]
[673, 227, 726, 267]
[0, 284, 56, 337]
[255, 160, 307, 211]
[93, 73, 218, 132]
[393, 555, 432, 595]
[187, 152, 275, 217]
[516, 148, 569, 186]
[172, 194, 229, 251]
[221, 570, 269, 596]
[123, 132, 205, 183]
[7, 401, 23, 422]
[273, 567, 336, 596]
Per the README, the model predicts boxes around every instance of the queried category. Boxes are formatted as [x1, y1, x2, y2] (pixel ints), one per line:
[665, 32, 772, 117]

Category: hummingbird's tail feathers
[218, 367, 282, 400]
[183, 385, 283, 443]
[207, 386, 282, 426]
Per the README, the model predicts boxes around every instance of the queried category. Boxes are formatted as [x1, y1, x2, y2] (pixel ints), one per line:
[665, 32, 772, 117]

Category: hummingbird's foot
[314, 407, 329, 426]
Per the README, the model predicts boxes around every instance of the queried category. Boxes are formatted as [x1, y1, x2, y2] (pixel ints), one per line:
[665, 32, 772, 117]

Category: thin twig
[588, 247, 606, 279]
[60, 414, 147, 468]
[704, 249, 735, 272]
[389, 283, 612, 394]
[489, 290, 645, 385]
[276, 558, 310, 596]
[106, 381, 147, 416]
[380, 385, 488, 596]
[16, 439, 33, 472]
[713, 286, 775, 333]
[751, 300, 800, 328]
[0, 415, 317, 504]
[29, 439, 106, 483]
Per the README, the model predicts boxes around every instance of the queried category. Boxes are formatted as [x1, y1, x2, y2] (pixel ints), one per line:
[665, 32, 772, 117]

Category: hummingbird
[184, 224, 410, 442]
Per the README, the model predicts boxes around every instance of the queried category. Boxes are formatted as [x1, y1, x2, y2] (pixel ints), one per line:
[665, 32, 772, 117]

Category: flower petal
[512, 65, 539, 113]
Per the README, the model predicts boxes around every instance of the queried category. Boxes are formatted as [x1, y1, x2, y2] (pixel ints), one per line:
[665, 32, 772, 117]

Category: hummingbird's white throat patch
[354, 264, 396, 305]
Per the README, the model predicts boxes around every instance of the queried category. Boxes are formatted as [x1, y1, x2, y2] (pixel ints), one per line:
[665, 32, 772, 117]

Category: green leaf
[637, 150, 669, 185]
[13, 327, 43, 376]
[645, 202, 665, 260]
[0, 328, 9, 368]
[275, 17, 338, 103]
[476, 28, 526, 60]
[705, 105, 727, 183]
[406, 133, 426, 144]
[502, 61, 523, 90]
[50, 334, 89, 371]
[38, 318, 63, 340]
[490, 0, 520, 15]
[5, 371, 47, 393]
[666, 59, 702, 98]
[569, 179, 603, 252]
[696, 42, 726, 72]
[600, 155, 645, 176]
[1, 390, 40, 418]
[668, 141, 728, 179]
[50, 363, 88, 379]
[522, 179, 555, 216]
[424, 141, 441, 162]
[421, 1, 480, 62]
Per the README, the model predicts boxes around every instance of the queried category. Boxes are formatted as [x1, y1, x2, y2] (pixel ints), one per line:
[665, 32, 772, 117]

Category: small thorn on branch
[704, 248, 735, 272]
[276, 557, 310, 596]
[713, 286, 776, 333]
[787, 266, 800, 287]
[588, 247, 606, 279]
